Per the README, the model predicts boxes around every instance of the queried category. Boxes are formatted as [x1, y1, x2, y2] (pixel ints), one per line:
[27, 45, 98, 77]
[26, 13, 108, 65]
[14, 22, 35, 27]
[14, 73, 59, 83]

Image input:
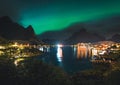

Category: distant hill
[109, 34, 120, 42]
[83, 15, 120, 35]
[0, 36, 6, 44]
[38, 25, 106, 44]
[38, 23, 84, 41]
[66, 28, 105, 44]
[0, 16, 41, 44]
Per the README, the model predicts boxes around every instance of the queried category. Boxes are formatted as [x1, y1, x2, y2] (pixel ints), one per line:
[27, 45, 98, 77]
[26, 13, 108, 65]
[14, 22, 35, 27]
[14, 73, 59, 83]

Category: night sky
[0, 0, 120, 34]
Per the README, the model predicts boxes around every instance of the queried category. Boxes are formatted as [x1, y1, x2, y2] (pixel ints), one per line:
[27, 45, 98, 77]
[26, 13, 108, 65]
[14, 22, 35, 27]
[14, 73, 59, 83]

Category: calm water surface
[38, 46, 93, 74]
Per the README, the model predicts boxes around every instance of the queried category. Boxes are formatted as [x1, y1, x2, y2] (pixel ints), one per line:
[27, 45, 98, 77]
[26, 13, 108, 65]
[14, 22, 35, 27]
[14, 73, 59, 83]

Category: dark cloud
[0, 0, 119, 21]
[0, 0, 22, 21]
[83, 15, 120, 37]
[0, 0, 54, 21]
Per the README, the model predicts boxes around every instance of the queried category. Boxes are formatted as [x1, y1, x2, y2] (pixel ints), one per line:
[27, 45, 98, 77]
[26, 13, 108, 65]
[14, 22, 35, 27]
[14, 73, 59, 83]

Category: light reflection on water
[57, 47, 63, 62]
[56, 45, 93, 63]
[39, 45, 93, 74]
[77, 45, 92, 59]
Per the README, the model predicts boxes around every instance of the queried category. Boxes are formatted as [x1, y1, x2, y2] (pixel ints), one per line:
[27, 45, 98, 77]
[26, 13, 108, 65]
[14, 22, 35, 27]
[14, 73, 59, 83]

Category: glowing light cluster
[57, 44, 63, 48]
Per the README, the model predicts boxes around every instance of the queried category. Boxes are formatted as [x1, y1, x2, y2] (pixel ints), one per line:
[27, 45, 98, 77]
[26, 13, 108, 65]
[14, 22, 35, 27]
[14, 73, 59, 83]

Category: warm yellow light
[0, 51, 4, 55]
[12, 42, 18, 47]
[0, 46, 5, 49]
[14, 58, 24, 66]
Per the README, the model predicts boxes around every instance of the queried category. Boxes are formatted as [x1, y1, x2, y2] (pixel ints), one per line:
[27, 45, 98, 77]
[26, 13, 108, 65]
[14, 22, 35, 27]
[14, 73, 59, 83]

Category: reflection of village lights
[77, 45, 88, 58]
[57, 46, 63, 62]
[73, 47, 77, 56]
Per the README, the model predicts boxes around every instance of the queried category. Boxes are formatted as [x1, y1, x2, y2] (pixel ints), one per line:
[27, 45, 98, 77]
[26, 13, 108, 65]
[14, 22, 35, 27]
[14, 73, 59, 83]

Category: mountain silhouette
[38, 23, 85, 40]
[0, 16, 37, 41]
[109, 34, 120, 42]
[38, 15, 120, 43]
[66, 28, 105, 44]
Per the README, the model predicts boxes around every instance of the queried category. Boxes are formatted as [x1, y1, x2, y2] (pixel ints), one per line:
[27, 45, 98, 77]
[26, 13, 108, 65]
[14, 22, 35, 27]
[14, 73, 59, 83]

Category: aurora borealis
[0, 0, 120, 34]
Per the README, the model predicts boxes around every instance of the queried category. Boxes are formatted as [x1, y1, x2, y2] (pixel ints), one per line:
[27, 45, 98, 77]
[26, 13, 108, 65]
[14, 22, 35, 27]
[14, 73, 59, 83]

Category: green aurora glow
[19, 0, 120, 34]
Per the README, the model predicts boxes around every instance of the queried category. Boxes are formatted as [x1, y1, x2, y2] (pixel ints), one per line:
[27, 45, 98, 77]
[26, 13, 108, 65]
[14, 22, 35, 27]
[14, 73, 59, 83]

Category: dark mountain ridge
[66, 28, 105, 44]
[0, 16, 37, 41]
[109, 34, 120, 42]
[38, 15, 120, 44]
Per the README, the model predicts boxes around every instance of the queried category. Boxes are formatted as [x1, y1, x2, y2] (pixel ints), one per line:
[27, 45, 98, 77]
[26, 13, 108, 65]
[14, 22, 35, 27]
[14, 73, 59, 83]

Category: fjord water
[39, 46, 93, 74]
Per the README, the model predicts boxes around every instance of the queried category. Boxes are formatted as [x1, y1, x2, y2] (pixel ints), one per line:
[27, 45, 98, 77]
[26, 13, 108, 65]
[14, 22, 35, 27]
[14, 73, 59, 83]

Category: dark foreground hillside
[0, 54, 120, 85]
